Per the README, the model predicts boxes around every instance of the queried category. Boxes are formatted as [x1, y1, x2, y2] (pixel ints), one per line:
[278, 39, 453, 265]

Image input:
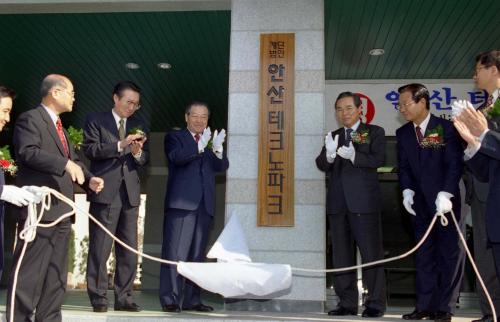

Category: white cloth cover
[206, 213, 251, 262]
[177, 212, 292, 297]
[177, 262, 292, 297]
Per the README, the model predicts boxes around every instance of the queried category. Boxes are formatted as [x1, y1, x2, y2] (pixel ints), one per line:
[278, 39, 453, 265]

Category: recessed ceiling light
[125, 62, 140, 69]
[157, 63, 172, 70]
[369, 48, 385, 56]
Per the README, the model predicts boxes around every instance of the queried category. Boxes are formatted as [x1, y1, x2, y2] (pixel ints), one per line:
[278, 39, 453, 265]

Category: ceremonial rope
[8, 187, 497, 322]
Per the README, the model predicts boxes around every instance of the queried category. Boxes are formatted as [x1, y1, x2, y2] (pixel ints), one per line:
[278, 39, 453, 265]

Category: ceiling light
[125, 62, 140, 69]
[369, 48, 385, 56]
[157, 63, 172, 70]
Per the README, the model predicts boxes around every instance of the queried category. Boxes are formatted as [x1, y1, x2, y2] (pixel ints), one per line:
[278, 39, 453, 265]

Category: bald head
[40, 74, 75, 115]
[40, 74, 71, 98]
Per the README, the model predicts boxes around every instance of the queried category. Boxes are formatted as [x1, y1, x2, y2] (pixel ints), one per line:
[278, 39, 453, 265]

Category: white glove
[325, 133, 339, 160]
[402, 189, 416, 216]
[435, 191, 453, 214]
[337, 142, 355, 162]
[212, 129, 226, 153]
[451, 99, 473, 118]
[0, 185, 38, 207]
[198, 127, 212, 152]
[22, 186, 47, 204]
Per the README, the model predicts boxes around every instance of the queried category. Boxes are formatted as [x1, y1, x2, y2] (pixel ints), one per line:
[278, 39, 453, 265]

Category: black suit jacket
[316, 122, 386, 214]
[82, 111, 148, 206]
[13, 105, 93, 222]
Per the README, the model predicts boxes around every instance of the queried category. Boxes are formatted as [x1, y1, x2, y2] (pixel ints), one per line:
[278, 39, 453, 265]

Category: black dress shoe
[114, 302, 141, 312]
[162, 304, 181, 313]
[182, 303, 214, 312]
[402, 309, 435, 320]
[92, 304, 108, 312]
[434, 311, 453, 322]
[328, 306, 357, 316]
[362, 307, 384, 318]
[472, 315, 494, 322]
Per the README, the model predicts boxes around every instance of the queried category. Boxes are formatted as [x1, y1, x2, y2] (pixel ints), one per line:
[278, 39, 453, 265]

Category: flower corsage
[0, 145, 17, 176]
[351, 129, 370, 144]
[420, 125, 445, 149]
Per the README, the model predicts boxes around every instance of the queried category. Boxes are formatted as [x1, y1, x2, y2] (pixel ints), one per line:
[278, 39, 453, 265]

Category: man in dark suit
[454, 50, 500, 322]
[159, 101, 229, 313]
[82, 81, 148, 313]
[316, 92, 386, 318]
[396, 83, 464, 322]
[0, 86, 38, 278]
[6, 74, 104, 322]
[462, 50, 500, 322]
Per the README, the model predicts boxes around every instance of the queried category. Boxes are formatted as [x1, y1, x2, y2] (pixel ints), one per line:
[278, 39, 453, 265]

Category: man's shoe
[362, 307, 384, 318]
[328, 306, 357, 316]
[402, 309, 435, 320]
[434, 311, 453, 322]
[472, 315, 494, 322]
[114, 302, 141, 312]
[92, 304, 108, 313]
[162, 304, 181, 313]
[182, 303, 214, 312]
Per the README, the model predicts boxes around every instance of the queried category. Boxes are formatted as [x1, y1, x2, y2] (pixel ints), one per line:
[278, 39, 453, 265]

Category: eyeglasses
[396, 101, 415, 111]
[188, 113, 208, 120]
[126, 100, 141, 110]
[55, 88, 75, 97]
[335, 106, 356, 113]
[474, 66, 489, 76]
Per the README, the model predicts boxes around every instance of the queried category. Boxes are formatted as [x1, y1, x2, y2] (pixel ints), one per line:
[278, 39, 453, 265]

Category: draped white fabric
[177, 214, 292, 297]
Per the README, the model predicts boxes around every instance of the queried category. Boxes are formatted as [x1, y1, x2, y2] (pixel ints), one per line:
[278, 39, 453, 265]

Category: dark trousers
[6, 219, 71, 322]
[159, 205, 212, 307]
[412, 199, 465, 313]
[328, 211, 386, 312]
[471, 195, 500, 316]
[86, 184, 139, 307]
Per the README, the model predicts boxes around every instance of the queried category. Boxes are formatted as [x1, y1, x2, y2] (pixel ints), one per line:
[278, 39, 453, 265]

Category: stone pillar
[225, 0, 326, 312]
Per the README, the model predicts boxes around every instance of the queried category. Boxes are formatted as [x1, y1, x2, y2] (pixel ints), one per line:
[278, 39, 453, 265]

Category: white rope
[8, 187, 497, 322]
[292, 210, 496, 321]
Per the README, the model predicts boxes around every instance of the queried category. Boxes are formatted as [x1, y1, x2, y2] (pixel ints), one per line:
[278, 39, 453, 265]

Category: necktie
[415, 126, 424, 144]
[56, 118, 69, 157]
[344, 128, 353, 146]
[194, 133, 200, 142]
[119, 119, 125, 140]
[486, 94, 494, 107]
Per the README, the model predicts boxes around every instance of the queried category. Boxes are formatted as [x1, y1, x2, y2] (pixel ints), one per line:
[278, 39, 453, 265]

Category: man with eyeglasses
[454, 50, 500, 322]
[82, 80, 149, 313]
[159, 101, 228, 313]
[7, 74, 104, 322]
[396, 83, 464, 322]
[316, 92, 386, 318]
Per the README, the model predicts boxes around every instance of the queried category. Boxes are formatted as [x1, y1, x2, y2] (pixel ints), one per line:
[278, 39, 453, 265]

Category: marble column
[225, 0, 326, 312]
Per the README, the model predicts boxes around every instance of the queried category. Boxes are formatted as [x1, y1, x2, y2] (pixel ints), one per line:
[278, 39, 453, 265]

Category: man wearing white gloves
[159, 101, 229, 313]
[316, 92, 386, 318]
[396, 83, 464, 322]
[0, 86, 38, 278]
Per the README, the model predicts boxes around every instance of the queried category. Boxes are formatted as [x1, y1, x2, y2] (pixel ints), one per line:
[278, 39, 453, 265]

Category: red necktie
[56, 118, 69, 157]
[194, 133, 200, 142]
[415, 126, 424, 144]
